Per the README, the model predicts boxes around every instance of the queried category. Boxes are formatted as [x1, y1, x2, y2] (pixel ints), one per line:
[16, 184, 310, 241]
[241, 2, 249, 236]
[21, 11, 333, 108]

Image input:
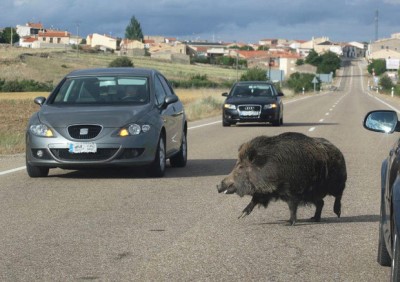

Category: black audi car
[222, 81, 284, 127]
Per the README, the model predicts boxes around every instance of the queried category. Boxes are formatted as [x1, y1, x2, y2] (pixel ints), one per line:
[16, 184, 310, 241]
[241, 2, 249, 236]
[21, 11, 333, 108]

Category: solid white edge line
[0, 166, 26, 176]
[188, 120, 221, 130]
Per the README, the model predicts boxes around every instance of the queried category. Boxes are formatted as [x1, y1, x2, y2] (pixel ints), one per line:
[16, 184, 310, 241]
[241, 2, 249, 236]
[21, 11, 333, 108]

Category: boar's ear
[238, 142, 258, 164]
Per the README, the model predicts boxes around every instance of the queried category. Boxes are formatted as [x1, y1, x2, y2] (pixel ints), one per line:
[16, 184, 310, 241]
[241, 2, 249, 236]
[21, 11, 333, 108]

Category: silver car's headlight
[263, 104, 277, 109]
[224, 104, 236, 110]
[29, 124, 55, 137]
[118, 123, 151, 136]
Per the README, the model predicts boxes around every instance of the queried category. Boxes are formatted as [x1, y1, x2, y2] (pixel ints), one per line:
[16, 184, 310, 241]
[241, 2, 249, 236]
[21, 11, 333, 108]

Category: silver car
[26, 67, 187, 177]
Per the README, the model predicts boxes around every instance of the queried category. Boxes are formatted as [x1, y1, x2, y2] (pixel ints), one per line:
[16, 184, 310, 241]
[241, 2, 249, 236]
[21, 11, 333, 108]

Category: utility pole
[10, 27, 13, 46]
[76, 21, 80, 57]
[375, 9, 379, 41]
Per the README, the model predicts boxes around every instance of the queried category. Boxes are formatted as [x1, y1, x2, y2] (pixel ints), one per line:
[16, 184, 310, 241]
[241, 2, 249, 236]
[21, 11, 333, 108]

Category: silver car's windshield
[231, 84, 275, 97]
[49, 76, 149, 105]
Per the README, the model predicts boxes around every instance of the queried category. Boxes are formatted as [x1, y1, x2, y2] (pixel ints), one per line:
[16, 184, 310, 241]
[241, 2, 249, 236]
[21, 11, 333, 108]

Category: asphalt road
[1, 59, 399, 281]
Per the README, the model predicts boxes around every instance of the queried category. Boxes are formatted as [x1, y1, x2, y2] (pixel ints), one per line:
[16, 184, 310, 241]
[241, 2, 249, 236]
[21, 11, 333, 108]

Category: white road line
[188, 120, 221, 130]
[309, 127, 316, 132]
[0, 166, 25, 176]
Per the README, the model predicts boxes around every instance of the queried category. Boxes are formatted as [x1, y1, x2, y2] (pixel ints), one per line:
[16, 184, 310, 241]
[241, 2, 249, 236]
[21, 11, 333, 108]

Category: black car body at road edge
[25, 67, 187, 178]
[363, 110, 400, 281]
[221, 81, 284, 127]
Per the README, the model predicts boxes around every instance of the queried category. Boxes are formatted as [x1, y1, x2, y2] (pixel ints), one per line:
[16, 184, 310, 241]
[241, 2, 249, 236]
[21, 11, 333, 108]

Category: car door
[386, 139, 400, 246]
[154, 74, 182, 156]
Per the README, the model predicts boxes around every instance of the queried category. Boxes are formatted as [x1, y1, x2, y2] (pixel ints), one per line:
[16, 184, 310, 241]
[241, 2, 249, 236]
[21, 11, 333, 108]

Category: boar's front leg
[238, 194, 271, 219]
[287, 200, 299, 226]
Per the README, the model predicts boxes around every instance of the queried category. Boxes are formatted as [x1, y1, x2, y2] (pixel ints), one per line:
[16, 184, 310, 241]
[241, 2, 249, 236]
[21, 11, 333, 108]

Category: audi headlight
[118, 124, 151, 137]
[29, 124, 54, 137]
[224, 104, 236, 110]
[263, 104, 277, 109]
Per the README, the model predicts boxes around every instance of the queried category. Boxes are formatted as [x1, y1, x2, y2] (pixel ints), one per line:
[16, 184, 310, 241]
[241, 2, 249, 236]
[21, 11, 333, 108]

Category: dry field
[0, 89, 226, 155]
[0, 47, 242, 84]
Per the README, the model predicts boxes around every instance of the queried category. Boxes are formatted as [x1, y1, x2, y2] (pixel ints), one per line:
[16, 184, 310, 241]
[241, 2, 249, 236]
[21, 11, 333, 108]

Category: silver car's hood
[38, 105, 151, 127]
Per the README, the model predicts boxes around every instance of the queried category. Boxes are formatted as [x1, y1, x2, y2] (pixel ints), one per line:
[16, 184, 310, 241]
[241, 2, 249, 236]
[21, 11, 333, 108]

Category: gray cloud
[1, 0, 399, 43]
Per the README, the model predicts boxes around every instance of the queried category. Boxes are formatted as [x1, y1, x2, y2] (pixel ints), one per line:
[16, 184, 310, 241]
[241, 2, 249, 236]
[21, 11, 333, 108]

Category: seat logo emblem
[80, 128, 89, 135]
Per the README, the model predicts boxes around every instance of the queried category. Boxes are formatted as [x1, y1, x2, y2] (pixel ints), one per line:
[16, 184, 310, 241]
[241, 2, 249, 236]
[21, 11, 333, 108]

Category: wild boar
[217, 132, 347, 225]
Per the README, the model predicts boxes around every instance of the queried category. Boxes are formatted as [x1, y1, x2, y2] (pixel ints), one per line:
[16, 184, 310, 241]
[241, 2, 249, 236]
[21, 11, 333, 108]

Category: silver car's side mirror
[363, 110, 399, 134]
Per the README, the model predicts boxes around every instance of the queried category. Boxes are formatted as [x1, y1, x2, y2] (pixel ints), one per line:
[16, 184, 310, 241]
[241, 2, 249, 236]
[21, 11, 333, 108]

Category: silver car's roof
[66, 67, 158, 78]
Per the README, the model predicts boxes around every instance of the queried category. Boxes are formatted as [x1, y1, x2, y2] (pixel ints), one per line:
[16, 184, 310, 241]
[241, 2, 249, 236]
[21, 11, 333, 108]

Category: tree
[367, 59, 386, 76]
[317, 51, 341, 75]
[0, 27, 19, 44]
[125, 16, 144, 41]
[305, 49, 321, 66]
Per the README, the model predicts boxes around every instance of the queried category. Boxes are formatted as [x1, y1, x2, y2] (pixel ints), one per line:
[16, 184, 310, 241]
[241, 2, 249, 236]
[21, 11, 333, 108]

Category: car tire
[272, 119, 280, 126]
[148, 135, 166, 177]
[26, 162, 49, 178]
[377, 221, 391, 266]
[170, 132, 187, 168]
[222, 119, 231, 127]
[392, 223, 400, 281]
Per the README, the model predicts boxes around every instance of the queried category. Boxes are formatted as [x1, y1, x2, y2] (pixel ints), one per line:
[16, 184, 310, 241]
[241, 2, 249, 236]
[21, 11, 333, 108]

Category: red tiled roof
[28, 22, 43, 29]
[23, 37, 38, 43]
[38, 31, 70, 37]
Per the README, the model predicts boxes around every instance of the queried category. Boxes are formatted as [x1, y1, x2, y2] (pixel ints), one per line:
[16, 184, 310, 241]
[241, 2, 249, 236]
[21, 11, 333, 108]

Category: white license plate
[240, 110, 259, 116]
[68, 142, 97, 153]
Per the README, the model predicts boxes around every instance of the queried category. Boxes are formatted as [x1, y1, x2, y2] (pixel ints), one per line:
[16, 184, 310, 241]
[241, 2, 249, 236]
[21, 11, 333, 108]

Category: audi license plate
[68, 142, 97, 153]
[240, 111, 259, 117]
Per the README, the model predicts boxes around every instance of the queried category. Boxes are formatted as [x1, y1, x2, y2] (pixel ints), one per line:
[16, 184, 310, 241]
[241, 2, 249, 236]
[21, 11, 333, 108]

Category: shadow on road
[254, 214, 380, 226]
[48, 158, 237, 179]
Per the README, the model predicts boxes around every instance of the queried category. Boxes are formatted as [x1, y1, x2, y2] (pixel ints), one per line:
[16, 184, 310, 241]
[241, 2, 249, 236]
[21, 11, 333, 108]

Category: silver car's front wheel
[148, 135, 166, 177]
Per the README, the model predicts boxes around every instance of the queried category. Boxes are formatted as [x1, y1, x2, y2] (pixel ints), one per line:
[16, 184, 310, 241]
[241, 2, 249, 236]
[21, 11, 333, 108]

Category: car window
[231, 84, 274, 97]
[154, 75, 167, 106]
[157, 74, 175, 96]
[50, 76, 149, 105]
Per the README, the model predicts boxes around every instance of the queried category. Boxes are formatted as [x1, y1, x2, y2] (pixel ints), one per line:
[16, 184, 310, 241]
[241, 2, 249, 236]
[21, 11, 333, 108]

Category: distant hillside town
[1, 21, 400, 79]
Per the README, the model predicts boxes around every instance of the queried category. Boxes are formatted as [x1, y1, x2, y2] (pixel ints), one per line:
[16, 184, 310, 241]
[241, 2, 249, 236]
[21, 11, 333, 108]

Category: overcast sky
[1, 0, 399, 43]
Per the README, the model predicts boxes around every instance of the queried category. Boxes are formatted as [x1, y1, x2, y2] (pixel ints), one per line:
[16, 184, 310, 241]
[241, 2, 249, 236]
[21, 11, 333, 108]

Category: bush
[108, 56, 134, 67]
[286, 72, 320, 93]
[379, 74, 394, 90]
[240, 67, 267, 81]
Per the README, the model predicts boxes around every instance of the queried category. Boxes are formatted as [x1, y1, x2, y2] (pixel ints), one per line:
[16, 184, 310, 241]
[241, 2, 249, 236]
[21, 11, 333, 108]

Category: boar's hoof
[310, 216, 321, 222]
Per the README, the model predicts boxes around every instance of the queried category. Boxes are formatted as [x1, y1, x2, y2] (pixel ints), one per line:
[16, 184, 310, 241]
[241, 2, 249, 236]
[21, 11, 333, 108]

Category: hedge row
[0, 79, 53, 92]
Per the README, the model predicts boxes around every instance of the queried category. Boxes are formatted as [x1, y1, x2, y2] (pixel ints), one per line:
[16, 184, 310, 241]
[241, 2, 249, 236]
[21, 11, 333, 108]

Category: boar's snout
[217, 178, 236, 194]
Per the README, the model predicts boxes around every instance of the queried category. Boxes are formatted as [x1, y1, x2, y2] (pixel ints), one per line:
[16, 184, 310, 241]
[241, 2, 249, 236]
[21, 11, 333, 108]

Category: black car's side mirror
[277, 92, 284, 97]
[222, 93, 228, 97]
[363, 110, 399, 134]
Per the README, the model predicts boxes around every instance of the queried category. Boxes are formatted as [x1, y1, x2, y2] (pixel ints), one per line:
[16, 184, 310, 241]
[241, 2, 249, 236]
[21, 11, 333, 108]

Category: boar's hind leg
[311, 198, 324, 222]
[333, 194, 342, 218]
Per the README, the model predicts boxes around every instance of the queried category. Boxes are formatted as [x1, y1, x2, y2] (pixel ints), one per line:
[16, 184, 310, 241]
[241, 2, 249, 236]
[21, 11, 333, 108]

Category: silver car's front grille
[68, 125, 102, 139]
